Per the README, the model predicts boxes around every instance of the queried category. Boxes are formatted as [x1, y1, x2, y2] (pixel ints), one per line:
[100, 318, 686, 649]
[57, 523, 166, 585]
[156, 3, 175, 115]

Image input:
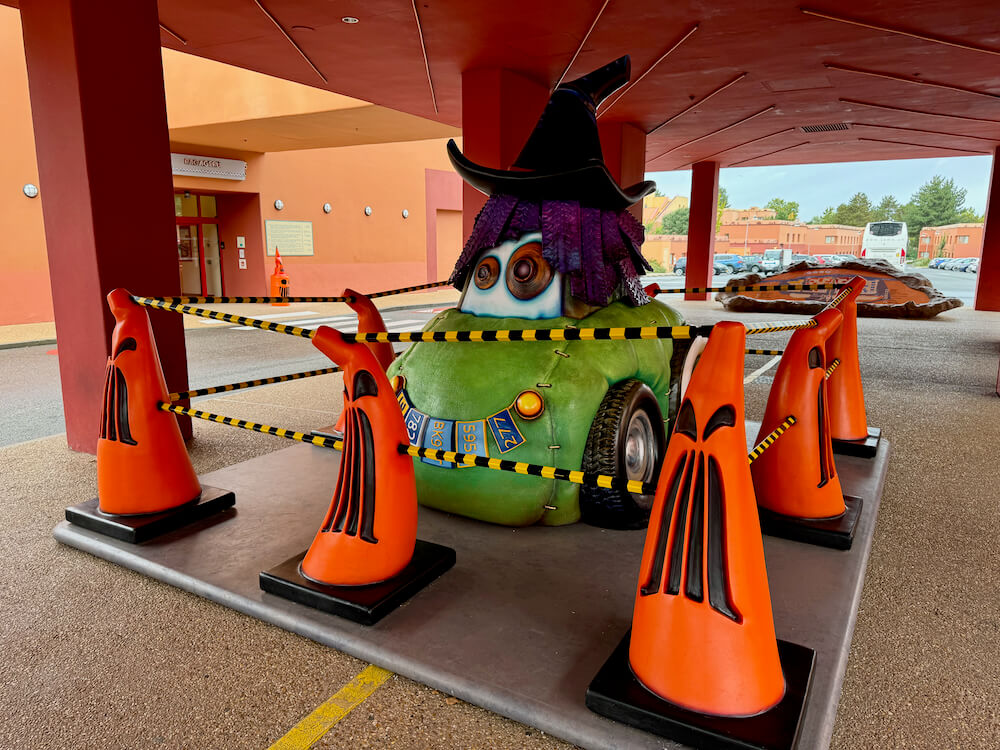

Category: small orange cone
[825, 277, 867, 441]
[343, 288, 395, 372]
[270, 249, 290, 306]
[629, 321, 785, 717]
[751, 308, 845, 520]
[96, 289, 201, 515]
[301, 325, 417, 586]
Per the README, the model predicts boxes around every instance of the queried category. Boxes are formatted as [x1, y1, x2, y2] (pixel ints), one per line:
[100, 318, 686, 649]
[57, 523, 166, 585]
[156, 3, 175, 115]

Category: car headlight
[513, 390, 545, 420]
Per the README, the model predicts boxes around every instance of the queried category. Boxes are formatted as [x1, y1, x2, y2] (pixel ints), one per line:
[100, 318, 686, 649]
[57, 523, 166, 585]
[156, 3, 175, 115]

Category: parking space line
[268, 664, 393, 750]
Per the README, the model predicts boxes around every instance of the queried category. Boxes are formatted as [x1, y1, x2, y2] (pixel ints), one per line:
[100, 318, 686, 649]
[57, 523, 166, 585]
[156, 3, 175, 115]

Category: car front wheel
[580, 379, 666, 529]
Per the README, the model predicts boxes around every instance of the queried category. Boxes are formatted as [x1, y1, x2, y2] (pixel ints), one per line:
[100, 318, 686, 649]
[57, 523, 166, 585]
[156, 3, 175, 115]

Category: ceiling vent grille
[799, 122, 851, 133]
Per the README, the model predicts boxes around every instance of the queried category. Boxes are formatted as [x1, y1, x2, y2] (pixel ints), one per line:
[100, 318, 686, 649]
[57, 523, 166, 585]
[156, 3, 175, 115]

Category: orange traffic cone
[344, 288, 395, 372]
[751, 308, 863, 549]
[301, 326, 416, 585]
[270, 249, 290, 306]
[587, 322, 814, 748]
[752, 309, 845, 520]
[96, 289, 202, 515]
[825, 277, 867, 441]
[629, 321, 784, 717]
[259, 324, 454, 624]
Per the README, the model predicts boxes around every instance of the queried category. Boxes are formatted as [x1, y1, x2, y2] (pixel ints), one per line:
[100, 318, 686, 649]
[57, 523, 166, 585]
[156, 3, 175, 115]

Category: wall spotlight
[323, 202, 332, 214]
[23, 183, 39, 198]
[342, 16, 359, 24]
[401, 209, 409, 218]
[364, 205, 373, 216]
[274, 199, 284, 210]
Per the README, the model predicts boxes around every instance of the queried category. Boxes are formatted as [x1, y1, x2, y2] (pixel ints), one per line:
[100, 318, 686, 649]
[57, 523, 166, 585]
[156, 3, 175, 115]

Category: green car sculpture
[386, 55, 690, 529]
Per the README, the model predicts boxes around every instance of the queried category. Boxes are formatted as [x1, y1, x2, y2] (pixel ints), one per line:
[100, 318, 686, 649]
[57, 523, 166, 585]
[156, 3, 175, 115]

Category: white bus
[861, 221, 908, 268]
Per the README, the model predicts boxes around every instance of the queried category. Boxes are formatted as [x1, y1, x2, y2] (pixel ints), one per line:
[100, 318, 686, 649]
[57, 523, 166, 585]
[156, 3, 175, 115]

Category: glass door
[177, 224, 202, 295]
[202, 224, 222, 296]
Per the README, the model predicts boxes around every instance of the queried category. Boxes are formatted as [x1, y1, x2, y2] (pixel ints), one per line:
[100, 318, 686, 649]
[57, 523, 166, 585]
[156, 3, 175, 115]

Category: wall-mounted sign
[238, 259, 248, 270]
[170, 153, 247, 181]
[265, 220, 314, 256]
[236, 235, 246, 249]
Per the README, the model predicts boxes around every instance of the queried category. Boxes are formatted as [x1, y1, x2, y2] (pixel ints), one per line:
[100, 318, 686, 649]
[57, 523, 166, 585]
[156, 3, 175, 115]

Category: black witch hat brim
[447, 140, 654, 210]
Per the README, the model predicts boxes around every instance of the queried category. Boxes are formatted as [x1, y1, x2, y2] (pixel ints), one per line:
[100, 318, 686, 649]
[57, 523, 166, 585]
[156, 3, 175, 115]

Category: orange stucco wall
[918, 223, 984, 259]
[1, 6, 460, 325]
[0, 6, 50, 325]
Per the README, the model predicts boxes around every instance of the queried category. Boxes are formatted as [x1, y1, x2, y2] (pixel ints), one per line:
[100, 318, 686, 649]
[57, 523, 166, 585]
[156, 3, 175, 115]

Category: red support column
[598, 121, 647, 223]
[685, 161, 719, 301]
[460, 69, 550, 238]
[975, 147, 1000, 311]
[19, 0, 190, 452]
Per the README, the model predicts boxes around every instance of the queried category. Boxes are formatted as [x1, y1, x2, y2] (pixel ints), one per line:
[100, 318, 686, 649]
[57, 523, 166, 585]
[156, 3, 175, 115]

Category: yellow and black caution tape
[136, 295, 714, 343]
[148, 280, 450, 306]
[744, 319, 817, 335]
[163, 402, 799, 496]
[822, 284, 855, 310]
[745, 348, 785, 356]
[168, 367, 340, 402]
[133, 297, 316, 339]
[824, 358, 841, 380]
[747, 415, 797, 464]
[160, 403, 344, 450]
[650, 282, 844, 296]
[343, 324, 714, 344]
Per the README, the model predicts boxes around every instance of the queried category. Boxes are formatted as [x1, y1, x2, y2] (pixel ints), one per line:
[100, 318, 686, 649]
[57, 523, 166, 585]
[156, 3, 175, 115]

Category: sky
[646, 155, 992, 222]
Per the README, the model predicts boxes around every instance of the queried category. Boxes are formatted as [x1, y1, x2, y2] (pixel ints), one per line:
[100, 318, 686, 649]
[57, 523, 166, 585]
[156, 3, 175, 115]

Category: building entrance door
[175, 193, 225, 296]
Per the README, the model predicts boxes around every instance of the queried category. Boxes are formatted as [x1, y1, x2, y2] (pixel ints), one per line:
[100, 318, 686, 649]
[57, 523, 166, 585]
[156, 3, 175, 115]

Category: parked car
[673, 257, 727, 275]
[714, 254, 746, 273]
[791, 253, 815, 264]
[966, 258, 979, 273]
[743, 255, 765, 272]
[814, 254, 843, 265]
[929, 257, 949, 269]
[951, 258, 976, 272]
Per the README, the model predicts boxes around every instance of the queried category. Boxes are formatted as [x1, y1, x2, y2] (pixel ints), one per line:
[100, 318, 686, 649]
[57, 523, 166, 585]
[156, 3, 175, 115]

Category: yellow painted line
[268, 664, 393, 750]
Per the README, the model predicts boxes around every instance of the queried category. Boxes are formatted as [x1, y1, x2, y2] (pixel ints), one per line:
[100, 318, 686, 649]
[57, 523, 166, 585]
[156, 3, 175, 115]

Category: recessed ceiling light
[342, 16, 359, 24]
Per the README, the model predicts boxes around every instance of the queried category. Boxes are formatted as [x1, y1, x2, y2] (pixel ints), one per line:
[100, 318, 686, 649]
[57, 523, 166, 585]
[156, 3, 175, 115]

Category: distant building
[640, 208, 862, 269]
[918, 223, 984, 259]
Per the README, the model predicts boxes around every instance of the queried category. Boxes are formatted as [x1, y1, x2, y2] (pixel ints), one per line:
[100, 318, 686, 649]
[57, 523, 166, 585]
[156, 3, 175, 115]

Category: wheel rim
[624, 410, 658, 509]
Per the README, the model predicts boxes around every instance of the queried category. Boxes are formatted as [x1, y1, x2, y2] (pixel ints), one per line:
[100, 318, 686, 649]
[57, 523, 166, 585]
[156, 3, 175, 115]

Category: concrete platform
[53, 427, 888, 750]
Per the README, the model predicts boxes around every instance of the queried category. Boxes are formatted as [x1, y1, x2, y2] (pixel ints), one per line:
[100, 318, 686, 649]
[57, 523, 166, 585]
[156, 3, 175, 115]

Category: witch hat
[447, 56, 654, 209]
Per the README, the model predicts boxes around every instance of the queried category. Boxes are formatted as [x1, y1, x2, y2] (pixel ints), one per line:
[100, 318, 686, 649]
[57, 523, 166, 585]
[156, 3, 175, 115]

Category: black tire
[749, 264, 761, 272]
[580, 379, 666, 529]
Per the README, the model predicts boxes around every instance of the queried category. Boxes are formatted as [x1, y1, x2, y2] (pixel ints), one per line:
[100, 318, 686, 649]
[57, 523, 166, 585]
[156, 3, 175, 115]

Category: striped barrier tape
[342, 324, 715, 344]
[168, 366, 340, 402]
[649, 282, 845, 295]
[161, 403, 798, 494]
[745, 348, 785, 356]
[824, 358, 841, 380]
[747, 415, 797, 464]
[160, 402, 344, 450]
[134, 296, 317, 338]
[147, 280, 451, 306]
[822, 284, 855, 310]
[744, 319, 817, 335]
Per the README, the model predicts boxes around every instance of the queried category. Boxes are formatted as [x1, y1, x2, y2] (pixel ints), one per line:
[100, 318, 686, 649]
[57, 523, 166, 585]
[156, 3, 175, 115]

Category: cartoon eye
[474, 256, 500, 289]
[505, 242, 553, 300]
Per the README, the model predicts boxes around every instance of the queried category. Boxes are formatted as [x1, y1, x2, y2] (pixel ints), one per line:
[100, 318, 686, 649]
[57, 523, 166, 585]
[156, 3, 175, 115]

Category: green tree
[716, 186, 730, 231]
[958, 206, 984, 222]
[835, 192, 875, 227]
[873, 195, 901, 221]
[810, 206, 839, 224]
[765, 198, 799, 221]
[659, 208, 689, 235]
[901, 175, 975, 253]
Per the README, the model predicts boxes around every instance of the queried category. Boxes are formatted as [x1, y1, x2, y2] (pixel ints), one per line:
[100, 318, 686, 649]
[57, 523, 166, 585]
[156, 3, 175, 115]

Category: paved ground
[1, 287, 999, 748]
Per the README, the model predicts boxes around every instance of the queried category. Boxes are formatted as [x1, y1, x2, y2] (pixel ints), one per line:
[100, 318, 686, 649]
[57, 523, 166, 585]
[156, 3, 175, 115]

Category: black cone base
[259, 539, 456, 626]
[832, 426, 881, 458]
[65, 486, 236, 544]
[586, 631, 814, 750]
[758, 495, 863, 550]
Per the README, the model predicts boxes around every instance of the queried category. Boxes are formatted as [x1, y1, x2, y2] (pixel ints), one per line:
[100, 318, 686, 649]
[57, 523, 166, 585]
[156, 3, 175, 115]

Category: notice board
[265, 220, 314, 256]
